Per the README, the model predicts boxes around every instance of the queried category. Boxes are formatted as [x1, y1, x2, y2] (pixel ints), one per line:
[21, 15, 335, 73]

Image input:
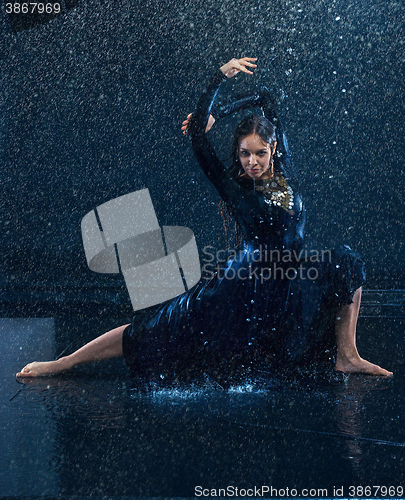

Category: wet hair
[229, 115, 277, 179]
[220, 115, 278, 248]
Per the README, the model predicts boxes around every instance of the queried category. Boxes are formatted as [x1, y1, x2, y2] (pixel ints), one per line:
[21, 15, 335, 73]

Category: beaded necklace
[254, 175, 294, 212]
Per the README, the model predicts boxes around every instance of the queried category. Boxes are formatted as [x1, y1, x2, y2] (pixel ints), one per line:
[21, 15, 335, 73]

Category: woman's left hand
[220, 57, 257, 78]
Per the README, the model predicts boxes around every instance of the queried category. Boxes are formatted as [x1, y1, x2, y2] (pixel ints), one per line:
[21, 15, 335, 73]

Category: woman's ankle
[56, 356, 74, 373]
[336, 343, 361, 362]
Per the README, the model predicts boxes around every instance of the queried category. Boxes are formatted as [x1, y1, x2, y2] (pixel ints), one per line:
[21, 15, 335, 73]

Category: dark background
[1, 4, 404, 498]
[1, 0, 404, 308]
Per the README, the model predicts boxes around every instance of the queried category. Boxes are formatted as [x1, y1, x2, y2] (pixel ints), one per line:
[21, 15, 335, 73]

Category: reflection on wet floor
[1, 312, 404, 498]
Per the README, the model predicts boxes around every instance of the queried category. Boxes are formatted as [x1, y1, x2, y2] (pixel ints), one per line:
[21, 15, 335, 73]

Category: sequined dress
[122, 70, 365, 383]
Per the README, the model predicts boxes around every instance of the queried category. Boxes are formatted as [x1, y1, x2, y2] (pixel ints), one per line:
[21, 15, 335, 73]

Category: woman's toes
[16, 362, 47, 378]
[16, 365, 30, 377]
[379, 367, 393, 377]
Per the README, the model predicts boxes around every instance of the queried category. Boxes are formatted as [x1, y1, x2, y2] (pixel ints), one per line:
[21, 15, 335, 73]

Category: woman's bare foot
[334, 289, 393, 377]
[335, 354, 393, 376]
[16, 324, 127, 379]
[16, 359, 69, 378]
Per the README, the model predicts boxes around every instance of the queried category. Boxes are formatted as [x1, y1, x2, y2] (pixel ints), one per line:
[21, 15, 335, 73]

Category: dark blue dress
[122, 70, 365, 383]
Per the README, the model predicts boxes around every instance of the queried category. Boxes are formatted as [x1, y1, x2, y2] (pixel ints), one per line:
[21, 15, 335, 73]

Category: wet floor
[1, 300, 405, 499]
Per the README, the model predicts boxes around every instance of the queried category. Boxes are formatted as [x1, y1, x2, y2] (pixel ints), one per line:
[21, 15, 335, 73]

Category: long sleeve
[188, 70, 243, 206]
[211, 88, 276, 121]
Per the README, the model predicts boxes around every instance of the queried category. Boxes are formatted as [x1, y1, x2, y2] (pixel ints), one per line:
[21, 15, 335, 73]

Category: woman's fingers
[182, 115, 191, 125]
[235, 57, 257, 74]
[182, 113, 192, 135]
[181, 113, 215, 135]
[182, 113, 192, 125]
[221, 57, 257, 77]
[239, 57, 258, 66]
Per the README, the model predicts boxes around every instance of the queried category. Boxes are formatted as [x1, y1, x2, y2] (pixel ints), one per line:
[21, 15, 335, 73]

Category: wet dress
[122, 70, 365, 383]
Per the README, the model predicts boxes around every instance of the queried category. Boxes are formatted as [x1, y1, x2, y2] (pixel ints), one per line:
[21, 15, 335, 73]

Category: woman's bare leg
[16, 324, 129, 378]
[335, 288, 392, 375]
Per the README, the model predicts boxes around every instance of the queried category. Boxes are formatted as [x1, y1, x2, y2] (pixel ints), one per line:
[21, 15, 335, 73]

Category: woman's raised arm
[183, 57, 256, 203]
[181, 57, 257, 135]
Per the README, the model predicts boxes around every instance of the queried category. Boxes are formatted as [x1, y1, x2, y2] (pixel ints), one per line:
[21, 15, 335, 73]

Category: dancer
[17, 57, 392, 380]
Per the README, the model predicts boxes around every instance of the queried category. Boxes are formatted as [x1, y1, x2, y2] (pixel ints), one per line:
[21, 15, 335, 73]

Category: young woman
[17, 57, 392, 381]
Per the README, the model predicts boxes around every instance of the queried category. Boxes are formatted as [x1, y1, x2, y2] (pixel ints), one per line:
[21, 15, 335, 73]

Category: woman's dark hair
[220, 115, 280, 248]
[229, 115, 277, 178]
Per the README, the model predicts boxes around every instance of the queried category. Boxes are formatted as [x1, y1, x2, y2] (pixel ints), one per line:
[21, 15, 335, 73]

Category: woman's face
[238, 134, 275, 180]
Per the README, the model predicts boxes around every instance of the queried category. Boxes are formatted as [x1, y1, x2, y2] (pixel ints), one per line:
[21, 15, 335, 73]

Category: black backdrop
[1, 0, 404, 308]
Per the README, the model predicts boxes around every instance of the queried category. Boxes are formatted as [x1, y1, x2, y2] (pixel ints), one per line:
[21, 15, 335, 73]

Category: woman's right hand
[220, 57, 257, 78]
[182, 112, 215, 135]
